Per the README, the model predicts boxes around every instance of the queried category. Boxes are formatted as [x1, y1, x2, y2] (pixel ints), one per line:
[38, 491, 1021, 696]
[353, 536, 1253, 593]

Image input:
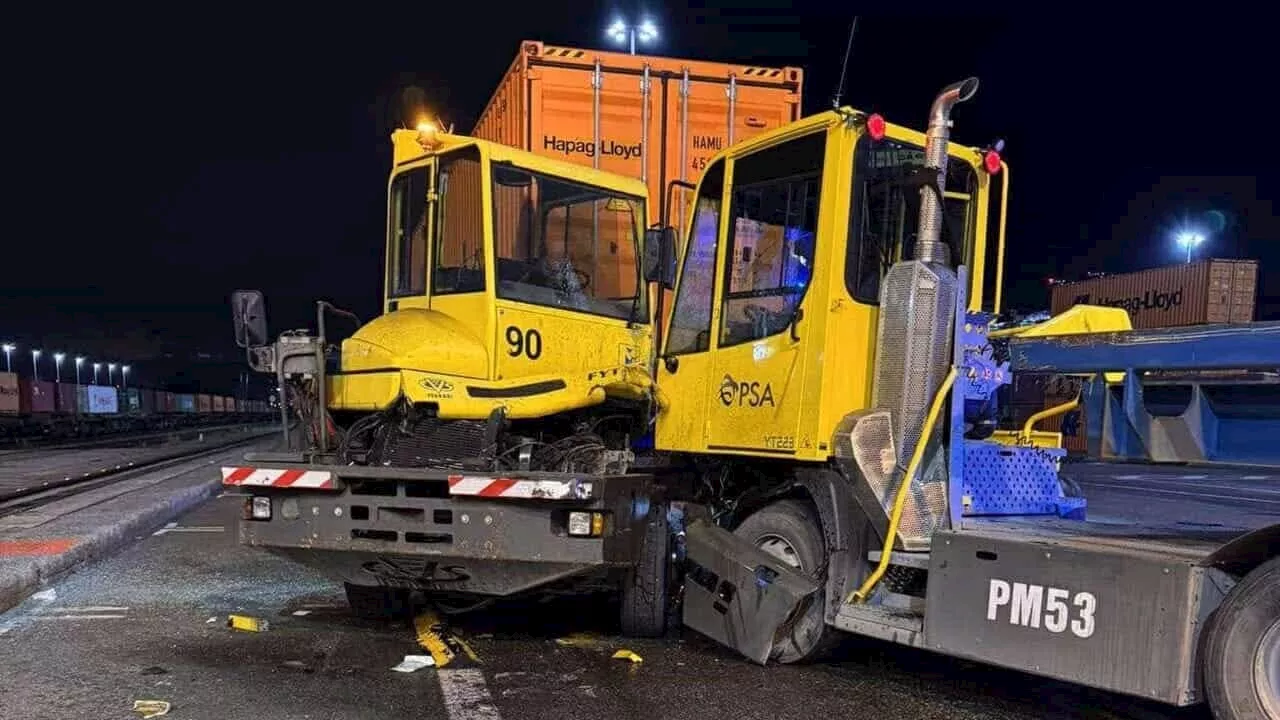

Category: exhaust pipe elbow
[915, 77, 980, 264]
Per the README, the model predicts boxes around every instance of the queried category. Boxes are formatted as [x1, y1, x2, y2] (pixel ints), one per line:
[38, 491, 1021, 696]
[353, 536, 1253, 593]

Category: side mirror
[643, 226, 678, 289]
[231, 290, 269, 348]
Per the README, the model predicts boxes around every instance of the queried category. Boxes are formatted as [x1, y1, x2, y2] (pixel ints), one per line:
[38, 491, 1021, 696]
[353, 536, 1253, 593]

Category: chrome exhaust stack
[916, 77, 979, 264]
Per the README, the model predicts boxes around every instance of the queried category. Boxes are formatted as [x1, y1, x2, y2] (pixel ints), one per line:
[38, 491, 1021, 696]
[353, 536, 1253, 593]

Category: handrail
[849, 367, 958, 603]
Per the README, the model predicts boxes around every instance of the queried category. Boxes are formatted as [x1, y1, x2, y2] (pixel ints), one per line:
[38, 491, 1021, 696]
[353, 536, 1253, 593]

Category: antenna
[831, 16, 859, 109]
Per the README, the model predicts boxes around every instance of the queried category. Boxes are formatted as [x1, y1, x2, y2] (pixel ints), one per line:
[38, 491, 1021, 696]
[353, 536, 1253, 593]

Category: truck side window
[666, 160, 724, 355]
[719, 132, 824, 348]
[433, 147, 486, 294]
[846, 135, 977, 305]
[388, 165, 429, 297]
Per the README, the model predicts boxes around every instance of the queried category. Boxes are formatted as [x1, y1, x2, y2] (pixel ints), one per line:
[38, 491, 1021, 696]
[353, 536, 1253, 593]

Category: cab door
[704, 132, 825, 455]
[654, 160, 726, 453]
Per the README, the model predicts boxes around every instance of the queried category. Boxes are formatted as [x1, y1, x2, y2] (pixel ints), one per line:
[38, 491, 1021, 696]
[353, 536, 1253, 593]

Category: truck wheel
[344, 582, 411, 620]
[1203, 556, 1280, 719]
[619, 504, 669, 638]
[734, 499, 838, 664]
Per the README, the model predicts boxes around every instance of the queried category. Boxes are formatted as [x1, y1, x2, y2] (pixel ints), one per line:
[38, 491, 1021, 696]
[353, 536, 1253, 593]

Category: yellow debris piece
[611, 649, 643, 663]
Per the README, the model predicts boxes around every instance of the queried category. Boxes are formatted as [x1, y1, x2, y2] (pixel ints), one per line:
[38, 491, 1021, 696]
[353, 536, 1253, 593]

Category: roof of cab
[390, 130, 650, 199]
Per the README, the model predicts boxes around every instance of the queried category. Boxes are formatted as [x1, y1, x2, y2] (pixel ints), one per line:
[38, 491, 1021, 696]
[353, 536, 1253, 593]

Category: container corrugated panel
[176, 394, 196, 413]
[86, 385, 118, 414]
[212, 396, 223, 413]
[473, 41, 803, 229]
[121, 388, 141, 413]
[1049, 259, 1259, 329]
[20, 379, 56, 414]
[197, 394, 212, 413]
[55, 383, 78, 413]
[0, 373, 19, 415]
[76, 385, 89, 413]
[139, 388, 155, 415]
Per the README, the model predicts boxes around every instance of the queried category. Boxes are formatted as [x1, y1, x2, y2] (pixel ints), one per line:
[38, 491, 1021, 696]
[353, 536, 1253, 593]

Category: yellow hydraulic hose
[993, 160, 1009, 314]
[849, 367, 958, 604]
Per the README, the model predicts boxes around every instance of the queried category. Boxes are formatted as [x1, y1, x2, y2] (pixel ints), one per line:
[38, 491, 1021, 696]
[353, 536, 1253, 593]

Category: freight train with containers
[0, 371, 271, 440]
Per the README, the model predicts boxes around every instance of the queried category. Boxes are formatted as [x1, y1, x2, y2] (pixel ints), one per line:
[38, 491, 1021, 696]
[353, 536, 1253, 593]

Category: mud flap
[681, 519, 820, 664]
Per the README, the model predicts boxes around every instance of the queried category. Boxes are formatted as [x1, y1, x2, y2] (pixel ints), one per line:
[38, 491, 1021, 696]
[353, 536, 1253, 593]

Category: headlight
[250, 496, 272, 520]
[567, 511, 592, 537]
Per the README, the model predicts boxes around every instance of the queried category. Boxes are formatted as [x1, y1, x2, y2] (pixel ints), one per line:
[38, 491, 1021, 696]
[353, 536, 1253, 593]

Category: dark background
[7, 7, 1274, 394]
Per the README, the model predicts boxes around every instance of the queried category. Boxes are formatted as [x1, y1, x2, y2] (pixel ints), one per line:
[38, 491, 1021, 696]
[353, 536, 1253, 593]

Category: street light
[31, 349, 41, 381]
[122, 365, 130, 389]
[1, 343, 13, 373]
[607, 18, 657, 54]
[92, 362, 101, 384]
[1176, 231, 1206, 264]
[54, 352, 65, 383]
[75, 356, 85, 385]
[108, 363, 117, 386]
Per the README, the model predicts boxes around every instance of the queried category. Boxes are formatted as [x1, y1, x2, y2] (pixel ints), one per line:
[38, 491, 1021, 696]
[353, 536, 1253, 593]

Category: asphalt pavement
[0, 483, 1222, 720]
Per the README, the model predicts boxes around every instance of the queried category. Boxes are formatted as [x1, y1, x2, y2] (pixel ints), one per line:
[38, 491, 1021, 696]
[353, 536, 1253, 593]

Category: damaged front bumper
[222, 458, 657, 596]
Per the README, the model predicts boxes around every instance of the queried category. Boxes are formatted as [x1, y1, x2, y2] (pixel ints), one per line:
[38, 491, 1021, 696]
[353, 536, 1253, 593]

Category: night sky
[8, 8, 1275, 394]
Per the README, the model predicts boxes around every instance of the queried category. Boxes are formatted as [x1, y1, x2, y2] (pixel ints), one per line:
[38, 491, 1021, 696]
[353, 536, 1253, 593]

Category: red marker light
[865, 113, 886, 141]
[983, 149, 1002, 174]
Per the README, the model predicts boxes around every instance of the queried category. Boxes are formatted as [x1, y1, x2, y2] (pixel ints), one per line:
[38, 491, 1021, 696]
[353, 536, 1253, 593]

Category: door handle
[664, 356, 679, 373]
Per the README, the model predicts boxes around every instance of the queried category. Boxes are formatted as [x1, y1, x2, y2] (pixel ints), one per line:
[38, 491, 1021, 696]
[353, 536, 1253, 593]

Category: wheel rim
[755, 534, 804, 572]
[1257, 616, 1280, 719]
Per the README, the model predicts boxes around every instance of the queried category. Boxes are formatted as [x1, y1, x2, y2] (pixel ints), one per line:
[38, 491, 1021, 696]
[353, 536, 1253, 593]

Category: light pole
[607, 18, 657, 55]
[31, 349, 41, 381]
[1176, 231, 1205, 264]
[108, 363, 117, 386]
[92, 362, 102, 384]
[122, 365, 130, 390]
[54, 353, 64, 383]
[1, 343, 13, 372]
[75, 356, 84, 386]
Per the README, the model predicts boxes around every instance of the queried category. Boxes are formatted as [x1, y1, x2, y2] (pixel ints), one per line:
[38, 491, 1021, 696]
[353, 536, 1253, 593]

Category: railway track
[0, 426, 275, 516]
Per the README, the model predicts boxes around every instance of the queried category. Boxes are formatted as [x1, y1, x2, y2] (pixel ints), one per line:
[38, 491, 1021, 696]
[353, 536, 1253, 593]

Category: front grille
[382, 418, 488, 468]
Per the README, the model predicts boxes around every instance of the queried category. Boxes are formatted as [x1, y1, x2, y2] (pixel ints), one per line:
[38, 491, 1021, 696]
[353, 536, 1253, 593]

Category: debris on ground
[140, 666, 168, 676]
[414, 610, 480, 668]
[132, 699, 171, 718]
[391, 655, 436, 673]
[554, 633, 603, 648]
[611, 649, 643, 663]
[205, 617, 217, 625]
[280, 660, 314, 673]
[291, 610, 312, 616]
[31, 589, 56, 602]
[227, 614, 269, 632]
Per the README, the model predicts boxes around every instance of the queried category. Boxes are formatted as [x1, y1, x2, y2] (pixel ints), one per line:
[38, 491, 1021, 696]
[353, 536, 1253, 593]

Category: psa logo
[418, 376, 455, 398]
[718, 374, 776, 408]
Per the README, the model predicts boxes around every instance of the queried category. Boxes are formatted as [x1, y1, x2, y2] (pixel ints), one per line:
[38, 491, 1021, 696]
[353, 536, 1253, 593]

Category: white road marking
[438, 669, 502, 720]
[33, 606, 129, 613]
[1083, 476, 1280, 495]
[1179, 475, 1208, 480]
[32, 614, 127, 620]
[1081, 480, 1280, 505]
[1242, 475, 1270, 480]
[153, 524, 225, 536]
[1112, 474, 1143, 480]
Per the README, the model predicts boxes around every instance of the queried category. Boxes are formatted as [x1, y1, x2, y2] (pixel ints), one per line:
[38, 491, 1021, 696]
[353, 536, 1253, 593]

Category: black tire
[734, 499, 839, 664]
[619, 503, 669, 638]
[1203, 556, 1280, 720]
[344, 582, 411, 620]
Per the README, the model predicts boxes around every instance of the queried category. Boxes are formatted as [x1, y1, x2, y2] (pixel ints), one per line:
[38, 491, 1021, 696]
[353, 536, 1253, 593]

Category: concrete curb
[0, 476, 223, 614]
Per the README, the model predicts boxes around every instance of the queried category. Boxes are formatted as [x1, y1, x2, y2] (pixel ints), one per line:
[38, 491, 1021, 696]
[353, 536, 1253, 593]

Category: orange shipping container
[474, 41, 803, 230]
[1049, 258, 1258, 329]
[198, 394, 213, 413]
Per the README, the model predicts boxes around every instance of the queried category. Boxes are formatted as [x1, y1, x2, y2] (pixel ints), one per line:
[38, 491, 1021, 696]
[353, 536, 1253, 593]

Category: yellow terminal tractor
[228, 82, 1279, 718]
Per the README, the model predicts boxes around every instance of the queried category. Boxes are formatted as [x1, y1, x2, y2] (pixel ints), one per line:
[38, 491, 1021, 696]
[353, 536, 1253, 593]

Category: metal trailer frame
[223, 453, 660, 597]
[684, 273, 1280, 708]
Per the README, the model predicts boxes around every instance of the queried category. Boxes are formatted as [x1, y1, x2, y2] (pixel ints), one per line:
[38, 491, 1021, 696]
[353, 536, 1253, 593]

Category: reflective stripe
[220, 467, 336, 490]
[446, 475, 592, 500]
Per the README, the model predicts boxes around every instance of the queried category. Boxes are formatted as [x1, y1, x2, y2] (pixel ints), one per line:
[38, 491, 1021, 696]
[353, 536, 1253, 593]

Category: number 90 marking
[506, 326, 542, 360]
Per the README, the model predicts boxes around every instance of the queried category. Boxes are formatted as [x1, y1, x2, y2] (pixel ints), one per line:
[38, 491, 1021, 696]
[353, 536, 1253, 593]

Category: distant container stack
[1049, 258, 1257, 329]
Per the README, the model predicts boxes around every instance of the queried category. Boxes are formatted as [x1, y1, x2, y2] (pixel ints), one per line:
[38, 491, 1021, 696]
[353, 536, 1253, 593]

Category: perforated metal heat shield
[862, 260, 958, 546]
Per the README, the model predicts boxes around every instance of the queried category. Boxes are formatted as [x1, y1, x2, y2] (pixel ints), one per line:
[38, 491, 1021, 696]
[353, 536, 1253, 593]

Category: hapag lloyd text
[543, 135, 642, 161]
[1073, 288, 1184, 314]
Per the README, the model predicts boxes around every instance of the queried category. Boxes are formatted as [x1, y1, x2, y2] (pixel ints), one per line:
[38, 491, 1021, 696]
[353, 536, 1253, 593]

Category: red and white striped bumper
[221, 466, 337, 490]
[447, 474, 594, 500]
[221, 466, 593, 500]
